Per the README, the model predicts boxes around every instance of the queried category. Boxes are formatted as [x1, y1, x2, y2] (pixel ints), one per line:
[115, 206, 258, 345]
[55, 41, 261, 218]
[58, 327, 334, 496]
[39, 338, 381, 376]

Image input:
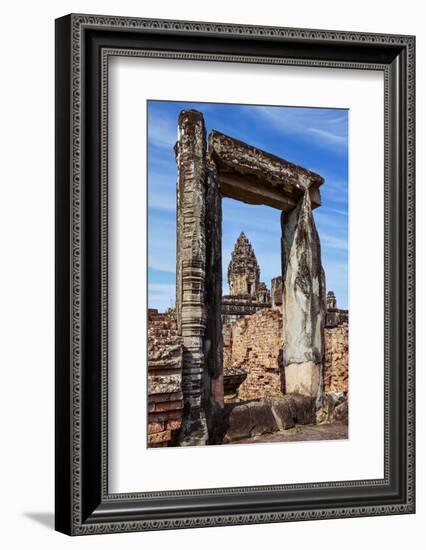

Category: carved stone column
[175, 110, 208, 445]
[282, 190, 326, 408]
[204, 162, 225, 443]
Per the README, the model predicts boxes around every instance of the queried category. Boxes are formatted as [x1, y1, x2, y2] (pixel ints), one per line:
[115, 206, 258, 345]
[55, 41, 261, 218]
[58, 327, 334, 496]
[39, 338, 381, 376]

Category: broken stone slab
[266, 397, 295, 430]
[249, 401, 278, 437]
[266, 394, 315, 429]
[224, 403, 252, 441]
[223, 395, 316, 442]
[224, 400, 278, 442]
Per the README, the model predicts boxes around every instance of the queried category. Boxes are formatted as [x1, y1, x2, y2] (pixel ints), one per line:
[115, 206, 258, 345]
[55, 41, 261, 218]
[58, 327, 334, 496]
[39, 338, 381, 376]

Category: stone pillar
[282, 190, 326, 408]
[204, 162, 225, 443]
[175, 110, 208, 445]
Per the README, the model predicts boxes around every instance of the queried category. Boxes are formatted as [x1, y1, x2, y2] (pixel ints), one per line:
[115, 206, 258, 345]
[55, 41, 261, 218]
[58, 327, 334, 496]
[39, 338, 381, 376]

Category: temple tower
[228, 232, 260, 297]
[326, 290, 337, 310]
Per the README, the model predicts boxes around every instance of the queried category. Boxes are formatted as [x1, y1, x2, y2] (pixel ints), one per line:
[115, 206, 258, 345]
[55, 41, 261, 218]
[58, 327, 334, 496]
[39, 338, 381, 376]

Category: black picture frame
[55, 13, 415, 535]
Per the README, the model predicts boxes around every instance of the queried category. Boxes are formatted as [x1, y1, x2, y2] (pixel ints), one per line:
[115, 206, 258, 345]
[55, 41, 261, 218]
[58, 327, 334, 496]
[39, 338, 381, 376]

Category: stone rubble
[147, 309, 183, 447]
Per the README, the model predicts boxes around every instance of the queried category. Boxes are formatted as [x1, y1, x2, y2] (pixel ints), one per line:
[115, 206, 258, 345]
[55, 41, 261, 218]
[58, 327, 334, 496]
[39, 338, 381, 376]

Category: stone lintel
[219, 173, 298, 211]
[208, 130, 324, 211]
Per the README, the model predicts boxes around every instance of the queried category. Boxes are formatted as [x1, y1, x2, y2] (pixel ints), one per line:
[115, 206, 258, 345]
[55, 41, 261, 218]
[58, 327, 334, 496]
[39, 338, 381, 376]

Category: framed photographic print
[55, 14, 415, 535]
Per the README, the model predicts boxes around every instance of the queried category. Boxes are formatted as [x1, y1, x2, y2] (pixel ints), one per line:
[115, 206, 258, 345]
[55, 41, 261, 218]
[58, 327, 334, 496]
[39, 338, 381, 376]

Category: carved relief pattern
[175, 110, 209, 445]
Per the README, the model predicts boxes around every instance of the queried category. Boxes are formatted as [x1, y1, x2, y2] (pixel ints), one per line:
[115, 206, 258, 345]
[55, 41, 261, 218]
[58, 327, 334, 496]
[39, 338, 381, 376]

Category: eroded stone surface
[285, 361, 321, 400]
[282, 191, 326, 407]
[224, 395, 315, 442]
[267, 397, 295, 430]
[208, 130, 324, 210]
[204, 161, 226, 443]
[324, 323, 349, 394]
[147, 309, 183, 447]
[224, 401, 278, 442]
[175, 110, 209, 445]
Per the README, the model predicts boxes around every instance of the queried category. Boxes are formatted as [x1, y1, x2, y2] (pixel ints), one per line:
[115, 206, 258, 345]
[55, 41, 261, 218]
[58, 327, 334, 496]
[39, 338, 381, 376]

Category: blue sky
[148, 100, 348, 312]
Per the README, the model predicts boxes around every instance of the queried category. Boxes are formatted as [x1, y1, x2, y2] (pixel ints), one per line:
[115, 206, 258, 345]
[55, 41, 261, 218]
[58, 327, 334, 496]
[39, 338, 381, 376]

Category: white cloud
[307, 127, 347, 147]
[148, 172, 176, 211]
[321, 233, 348, 252]
[148, 111, 177, 149]
[148, 234, 176, 273]
[250, 106, 348, 152]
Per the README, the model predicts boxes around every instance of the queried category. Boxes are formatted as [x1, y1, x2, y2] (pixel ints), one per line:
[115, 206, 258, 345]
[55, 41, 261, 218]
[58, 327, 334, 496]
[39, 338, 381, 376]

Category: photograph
[147, 101, 349, 448]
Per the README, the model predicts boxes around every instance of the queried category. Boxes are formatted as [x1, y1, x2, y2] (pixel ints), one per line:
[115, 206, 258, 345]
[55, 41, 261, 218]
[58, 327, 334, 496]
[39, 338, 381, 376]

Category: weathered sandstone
[324, 323, 349, 394]
[282, 192, 326, 406]
[147, 309, 183, 447]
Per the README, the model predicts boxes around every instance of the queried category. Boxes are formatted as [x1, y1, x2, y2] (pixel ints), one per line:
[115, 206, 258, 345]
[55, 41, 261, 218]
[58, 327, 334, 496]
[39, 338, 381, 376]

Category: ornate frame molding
[55, 14, 415, 535]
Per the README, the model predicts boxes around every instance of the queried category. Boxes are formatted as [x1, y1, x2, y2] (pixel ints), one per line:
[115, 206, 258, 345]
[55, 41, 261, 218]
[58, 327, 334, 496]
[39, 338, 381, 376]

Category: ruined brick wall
[324, 323, 349, 394]
[147, 309, 183, 447]
[223, 310, 348, 400]
[223, 309, 284, 400]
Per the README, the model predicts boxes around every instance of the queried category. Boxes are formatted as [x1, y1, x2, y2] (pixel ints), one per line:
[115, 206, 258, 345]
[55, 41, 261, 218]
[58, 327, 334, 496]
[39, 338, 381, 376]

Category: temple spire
[228, 233, 260, 296]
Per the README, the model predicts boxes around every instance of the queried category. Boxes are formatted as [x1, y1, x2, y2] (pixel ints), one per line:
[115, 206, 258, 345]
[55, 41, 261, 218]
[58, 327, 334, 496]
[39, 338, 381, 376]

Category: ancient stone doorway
[175, 109, 326, 445]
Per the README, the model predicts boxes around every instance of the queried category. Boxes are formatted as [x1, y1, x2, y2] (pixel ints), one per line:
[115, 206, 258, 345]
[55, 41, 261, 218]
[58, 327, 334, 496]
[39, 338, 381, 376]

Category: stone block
[267, 397, 295, 430]
[153, 400, 183, 413]
[287, 394, 316, 425]
[224, 400, 278, 442]
[285, 361, 321, 398]
[224, 404, 252, 442]
[147, 422, 165, 435]
[148, 410, 183, 423]
[247, 401, 278, 437]
[148, 430, 172, 445]
[148, 374, 181, 395]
